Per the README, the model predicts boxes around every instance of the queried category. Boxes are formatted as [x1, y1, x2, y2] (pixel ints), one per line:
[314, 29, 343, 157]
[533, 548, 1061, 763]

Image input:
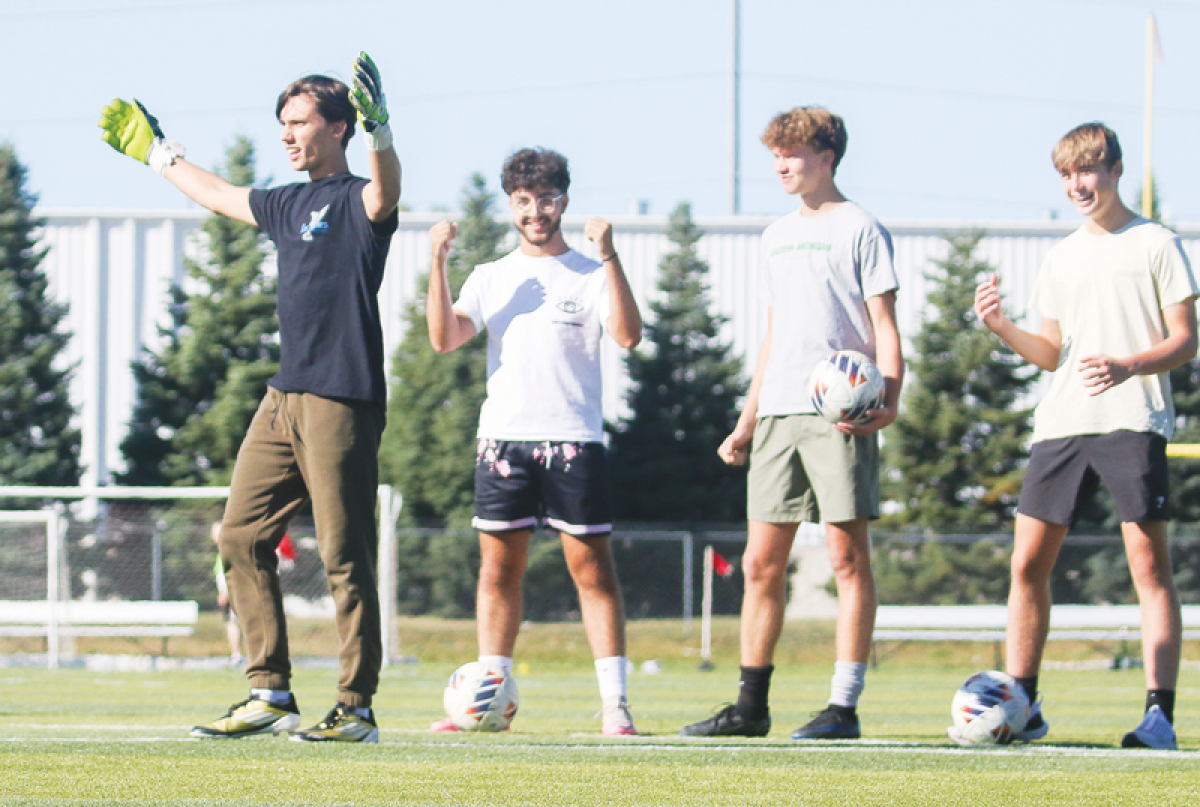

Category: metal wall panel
[34, 209, 1200, 486]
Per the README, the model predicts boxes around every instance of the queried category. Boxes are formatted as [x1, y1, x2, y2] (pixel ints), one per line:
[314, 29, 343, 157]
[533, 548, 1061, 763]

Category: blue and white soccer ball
[443, 661, 520, 732]
[949, 670, 1030, 746]
[809, 350, 886, 425]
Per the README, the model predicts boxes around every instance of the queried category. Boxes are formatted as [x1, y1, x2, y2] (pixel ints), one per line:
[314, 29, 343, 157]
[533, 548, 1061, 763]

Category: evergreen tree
[0, 144, 81, 486]
[1136, 174, 1162, 223]
[883, 232, 1035, 531]
[609, 202, 746, 522]
[118, 137, 277, 486]
[380, 173, 503, 525]
[380, 173, 505, 617]
[1169, 361, 1200, 524]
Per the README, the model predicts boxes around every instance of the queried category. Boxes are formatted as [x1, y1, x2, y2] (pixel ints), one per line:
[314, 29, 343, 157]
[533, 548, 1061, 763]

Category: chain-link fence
[871, 532, 1200, 605]
[392, 526, 750, 624]
[0, 497, 335, 611]
[6, 486, 1200, 662]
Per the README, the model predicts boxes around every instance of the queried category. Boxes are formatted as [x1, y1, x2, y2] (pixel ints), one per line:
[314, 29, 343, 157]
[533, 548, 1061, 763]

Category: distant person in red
[276, 532, 297, 571]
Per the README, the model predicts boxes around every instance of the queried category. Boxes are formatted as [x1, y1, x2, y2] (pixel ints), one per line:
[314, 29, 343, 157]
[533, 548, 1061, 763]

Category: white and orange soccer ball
[443, 661, 520, 732]
[808, 350, 886, 425]
[948, 670, 1030, 746]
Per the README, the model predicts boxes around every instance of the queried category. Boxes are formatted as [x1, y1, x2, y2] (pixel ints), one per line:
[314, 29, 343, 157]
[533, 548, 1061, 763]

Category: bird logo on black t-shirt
[300, 204, 331, 242]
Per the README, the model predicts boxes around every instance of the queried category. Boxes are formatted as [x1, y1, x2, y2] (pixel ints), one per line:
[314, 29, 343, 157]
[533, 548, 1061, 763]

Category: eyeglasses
[511, 193, 564, 213]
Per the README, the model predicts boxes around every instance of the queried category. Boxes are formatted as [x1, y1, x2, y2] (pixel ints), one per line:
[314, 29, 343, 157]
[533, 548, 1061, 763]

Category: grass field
[1, 618, 1198, 805]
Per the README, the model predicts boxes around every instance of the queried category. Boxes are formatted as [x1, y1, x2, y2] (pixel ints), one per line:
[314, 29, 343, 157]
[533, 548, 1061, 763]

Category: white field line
[0, 727, 1196, 759]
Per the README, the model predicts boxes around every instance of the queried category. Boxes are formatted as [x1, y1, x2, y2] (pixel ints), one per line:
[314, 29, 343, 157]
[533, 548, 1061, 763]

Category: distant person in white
[425, 148, 643, 736]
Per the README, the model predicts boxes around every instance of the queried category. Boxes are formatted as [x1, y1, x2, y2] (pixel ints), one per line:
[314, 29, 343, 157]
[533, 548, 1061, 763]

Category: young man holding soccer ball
[99, 54, 401, 742]
[425, 148, 644, 735]
[681, 107, 903, 740]
[974, 123, 1197, 750]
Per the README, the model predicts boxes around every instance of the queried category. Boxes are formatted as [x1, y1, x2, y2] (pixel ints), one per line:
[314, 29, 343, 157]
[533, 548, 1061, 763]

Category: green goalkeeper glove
[349, 52, 393, 151]
[98, 99, 185, 175]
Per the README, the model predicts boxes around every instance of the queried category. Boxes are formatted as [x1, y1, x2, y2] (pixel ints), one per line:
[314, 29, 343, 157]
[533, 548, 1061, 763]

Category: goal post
[0, 510, 66, 668]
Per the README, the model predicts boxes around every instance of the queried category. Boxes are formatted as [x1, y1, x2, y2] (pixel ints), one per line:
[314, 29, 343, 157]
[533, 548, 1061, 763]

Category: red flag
[711, 548, 734, 578]
[276, 533, 297, 562]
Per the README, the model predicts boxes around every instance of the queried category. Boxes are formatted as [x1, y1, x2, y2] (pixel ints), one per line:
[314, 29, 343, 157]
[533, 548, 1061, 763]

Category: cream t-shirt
[1029, 217, 1198, 442]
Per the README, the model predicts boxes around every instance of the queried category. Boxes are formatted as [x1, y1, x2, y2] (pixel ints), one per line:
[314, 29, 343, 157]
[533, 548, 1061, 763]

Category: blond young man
[100, 54, 401, 742]
[425, 148, 644, 735]
[681, 107, 903, 739]
[974, 123, 1197, 750]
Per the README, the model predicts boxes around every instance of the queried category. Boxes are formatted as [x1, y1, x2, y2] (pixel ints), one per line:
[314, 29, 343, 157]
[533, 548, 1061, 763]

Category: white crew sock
[828, 661, 868, 708]
[250, 688, 291, 705]
[594, 656, 628, 702]
[478, 655, 513, 676]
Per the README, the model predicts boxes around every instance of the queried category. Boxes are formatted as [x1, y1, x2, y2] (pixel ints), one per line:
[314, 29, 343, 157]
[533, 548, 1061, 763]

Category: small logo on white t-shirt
[555, 296, 584, 314]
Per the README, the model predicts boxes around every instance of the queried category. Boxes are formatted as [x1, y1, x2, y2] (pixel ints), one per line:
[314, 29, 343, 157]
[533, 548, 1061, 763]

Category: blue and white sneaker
[1121, 705, 1177, 750]
[1015, 698, 1048, 742]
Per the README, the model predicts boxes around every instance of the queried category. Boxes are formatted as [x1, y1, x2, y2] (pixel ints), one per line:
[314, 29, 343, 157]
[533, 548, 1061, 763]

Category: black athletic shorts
[473, 439, 612, 537]
[1017, 430, 1169, 526]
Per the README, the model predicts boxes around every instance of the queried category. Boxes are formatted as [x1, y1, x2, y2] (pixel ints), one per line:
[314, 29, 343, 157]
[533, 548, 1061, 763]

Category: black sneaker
[791, 706, 861, 740]
[679, 704, 770, 738]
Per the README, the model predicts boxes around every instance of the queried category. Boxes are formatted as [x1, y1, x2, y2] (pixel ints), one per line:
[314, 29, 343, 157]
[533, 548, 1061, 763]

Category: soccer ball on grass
[809, 350, 886, 425]
[443, 661, 520, 732]
[948, 670, 1030, 746]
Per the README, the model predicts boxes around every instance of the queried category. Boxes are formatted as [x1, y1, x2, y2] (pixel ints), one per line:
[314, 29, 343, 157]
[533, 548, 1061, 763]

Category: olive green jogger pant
[219, 387, 385, 708]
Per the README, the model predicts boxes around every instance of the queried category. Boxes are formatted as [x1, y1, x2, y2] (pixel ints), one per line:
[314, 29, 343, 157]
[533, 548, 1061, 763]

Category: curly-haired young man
[426, 148, 643, 735]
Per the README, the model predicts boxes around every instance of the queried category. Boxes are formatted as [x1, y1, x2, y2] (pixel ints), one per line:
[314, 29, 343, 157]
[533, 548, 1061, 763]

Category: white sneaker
[600, 697, 638, 736]
[1121, 705, 1177, 750]
[1015, 698, 1048, 742]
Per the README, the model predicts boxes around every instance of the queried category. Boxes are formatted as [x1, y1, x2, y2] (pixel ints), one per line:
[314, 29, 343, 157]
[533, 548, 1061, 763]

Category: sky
[2, 0, 1199, 222]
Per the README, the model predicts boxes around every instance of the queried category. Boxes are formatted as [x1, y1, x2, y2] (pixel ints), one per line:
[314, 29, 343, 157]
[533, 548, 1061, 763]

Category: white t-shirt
[756, 202, 898, 417]
[454, 248, 612, 442]
[1029, 217, 1198, 443]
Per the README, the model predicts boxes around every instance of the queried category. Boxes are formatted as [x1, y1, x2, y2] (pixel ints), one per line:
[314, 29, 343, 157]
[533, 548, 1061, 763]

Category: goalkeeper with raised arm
[101, 54, 401, 743]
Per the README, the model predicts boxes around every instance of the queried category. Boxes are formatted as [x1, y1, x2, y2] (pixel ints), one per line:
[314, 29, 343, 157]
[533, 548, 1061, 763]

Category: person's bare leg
[740, 521, 799, 666]
[1006, 514, 1068, 678]
[476, 530, 531, 657]
[561, 532, 625, 658]
[1122, 520, 1181, 691]
[562, 532, 638, 734]
[788, 519, 874, 738]
[826, 519, 875, 663]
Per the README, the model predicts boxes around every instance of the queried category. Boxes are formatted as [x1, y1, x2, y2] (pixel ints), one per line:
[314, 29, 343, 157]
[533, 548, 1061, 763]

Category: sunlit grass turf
[1, 662, 1198, 805]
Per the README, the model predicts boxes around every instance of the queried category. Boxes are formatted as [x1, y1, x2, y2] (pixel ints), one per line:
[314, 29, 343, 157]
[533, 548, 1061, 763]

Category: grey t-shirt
[756, 202, 898, 417]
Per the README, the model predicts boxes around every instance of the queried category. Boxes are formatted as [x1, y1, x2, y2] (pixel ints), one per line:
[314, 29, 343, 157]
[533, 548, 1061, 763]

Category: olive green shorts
[747, 414, 880, 524]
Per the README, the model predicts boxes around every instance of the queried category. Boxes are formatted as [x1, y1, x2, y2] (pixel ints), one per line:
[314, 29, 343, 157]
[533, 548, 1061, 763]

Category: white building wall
[34, 209, 1200, 486]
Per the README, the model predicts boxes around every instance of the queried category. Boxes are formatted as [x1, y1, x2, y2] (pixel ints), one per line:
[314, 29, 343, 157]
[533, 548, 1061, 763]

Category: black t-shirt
[250, 173, 398, 405]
